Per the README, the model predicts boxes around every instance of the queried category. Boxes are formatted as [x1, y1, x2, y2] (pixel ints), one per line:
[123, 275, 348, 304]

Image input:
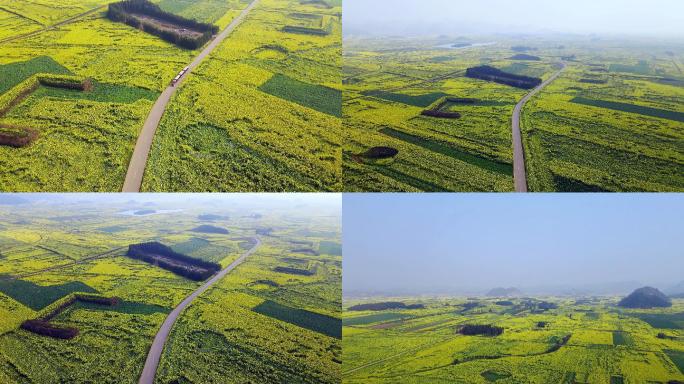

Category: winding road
[511, 62, 566, 192]
[138, 237, 261, 384]
[122, 0, 260, 192]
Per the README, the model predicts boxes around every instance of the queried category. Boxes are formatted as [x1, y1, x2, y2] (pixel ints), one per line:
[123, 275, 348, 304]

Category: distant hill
[618, 287, 672, 308]
[666, 281, 684, 297]
[487, 287, 522, 297]
[0, 195, 30, 205]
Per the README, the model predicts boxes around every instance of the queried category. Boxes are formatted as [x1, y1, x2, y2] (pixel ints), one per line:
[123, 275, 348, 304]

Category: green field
[344, 36, 684, 192]
[142, 0, 342, 192]
[0, 0, 341, 192]
[259, 73, 342, 117]
[343, 297, 684, 383]
[0, 194, 342, 383]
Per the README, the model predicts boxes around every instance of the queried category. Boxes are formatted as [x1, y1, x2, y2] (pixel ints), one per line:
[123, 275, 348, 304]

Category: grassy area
[631, 312, 684, 329]
[259, 73, 341, 116]
[665, 349, 684, 375]
[343, 297, 684, 383]
[362, 90, 449, 108]
[0, 278, 96, 310]
[143, 0, 342, 192]
[343, 312, 411, 326]
[0, 56, 72, 94]
[0, 194, 341, 383]
[345, 35, 684, 192]
[570, 97, 684, 123]
[252, 299, 341, 338]
[319, 240, 341, 256]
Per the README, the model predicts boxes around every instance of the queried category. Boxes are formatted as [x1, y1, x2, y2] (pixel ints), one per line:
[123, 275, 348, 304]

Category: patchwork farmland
[0, 194, 342, 383]
[343, 36, 684, 192]
[0, 0, 341, 192]
[343, 296, 684, 383]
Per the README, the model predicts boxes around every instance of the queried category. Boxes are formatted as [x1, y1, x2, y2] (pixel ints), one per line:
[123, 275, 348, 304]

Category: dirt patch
[0, 126, 38, 147]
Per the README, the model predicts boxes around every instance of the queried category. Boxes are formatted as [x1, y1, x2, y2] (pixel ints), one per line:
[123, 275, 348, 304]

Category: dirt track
[122, 0, 260, 192]
[511, 63, 566, 192]
[0, 5, 106, 44]
[137, 237, 261, 384]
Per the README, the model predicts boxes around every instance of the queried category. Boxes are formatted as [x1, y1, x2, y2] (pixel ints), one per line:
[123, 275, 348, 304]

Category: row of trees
[127, 242, 221, 281]
[466, 66, 542, 89]
[21, 294, 120, 339]
[0, 74, 92, 147]
[107, 0, 218, 50]
[421, 109, 461, 119]
[274, 266, 314, 276]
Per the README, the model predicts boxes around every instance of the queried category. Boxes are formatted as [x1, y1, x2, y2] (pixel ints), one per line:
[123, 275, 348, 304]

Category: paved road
[511, 62, 567, 192]
[0, 5, 106, 44]
[122, 0, 260, 192]
[138, 237, 261, 384]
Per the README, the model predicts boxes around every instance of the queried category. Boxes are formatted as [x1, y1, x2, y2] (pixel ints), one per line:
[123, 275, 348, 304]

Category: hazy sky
[343, 194, 684, 295]
[344, 0, 684, 37]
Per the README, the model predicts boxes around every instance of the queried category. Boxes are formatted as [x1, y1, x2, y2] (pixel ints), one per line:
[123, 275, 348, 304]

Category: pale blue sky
[344, 0, 684, 37]
[343, 194, 684, 295]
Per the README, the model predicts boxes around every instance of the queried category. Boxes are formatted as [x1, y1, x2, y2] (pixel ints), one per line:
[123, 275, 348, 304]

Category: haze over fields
[343, 194, 684, 296]
[344, 0, 684, 37]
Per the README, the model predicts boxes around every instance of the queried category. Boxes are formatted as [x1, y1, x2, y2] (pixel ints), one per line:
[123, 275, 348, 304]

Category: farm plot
[142, 0, 342, 192]
[0, 194, 340, 383]
[0, 0, 255, 192]
[155, 217, 342, 384]
[521, 44, 684, 192]
[343, 36, 551, 191]
[344, 36, 684, 192]
[343, 297, 684, 383]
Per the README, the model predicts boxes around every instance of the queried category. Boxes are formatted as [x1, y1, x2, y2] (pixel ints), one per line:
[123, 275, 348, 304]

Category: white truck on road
[170, 66, 190, 86]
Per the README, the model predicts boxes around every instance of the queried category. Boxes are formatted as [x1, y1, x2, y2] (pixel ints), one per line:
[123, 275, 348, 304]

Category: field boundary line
[14, 246, 127, 278]
[122, 0, 261, 192]
[0, 5, 106, 45]
[342, 333, 461, 377]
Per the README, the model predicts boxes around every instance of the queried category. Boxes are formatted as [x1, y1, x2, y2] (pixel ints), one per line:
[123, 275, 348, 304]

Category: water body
[435, 42, 497, 50]
[117, 209, 184, 217]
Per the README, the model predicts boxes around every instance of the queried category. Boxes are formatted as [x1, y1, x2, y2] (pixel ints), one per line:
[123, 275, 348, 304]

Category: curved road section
[511, 62, 566, 192]
[138, 237, 261, 384]
[122, 0, 260, 192]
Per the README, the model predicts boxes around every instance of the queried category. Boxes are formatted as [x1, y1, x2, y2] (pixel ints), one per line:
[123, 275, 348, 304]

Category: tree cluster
[107, 0, 218, 49]
[420, 109, 462, 119]
[21, 320, 79, 339]
[274, 266, 314, 276]
[458, 324, 504, 336]
[466, 66, 542, 89]
[127, 242, 221, 281]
